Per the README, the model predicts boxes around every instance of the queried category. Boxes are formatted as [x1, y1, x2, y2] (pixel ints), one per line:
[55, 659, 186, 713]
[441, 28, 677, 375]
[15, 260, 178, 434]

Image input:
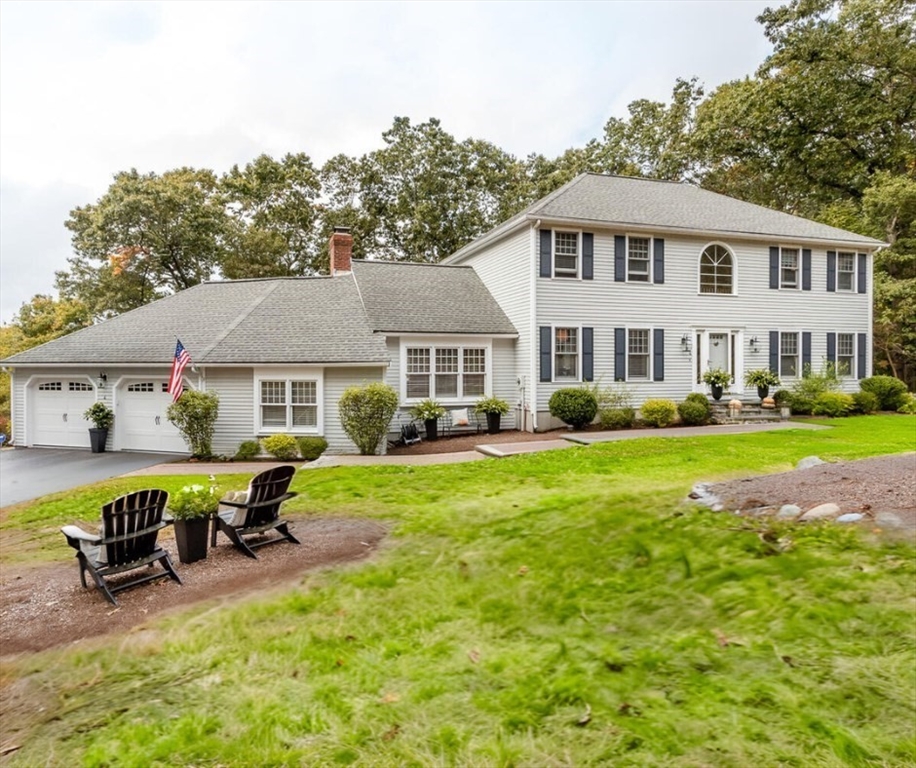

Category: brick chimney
[328, 227, 353, 276]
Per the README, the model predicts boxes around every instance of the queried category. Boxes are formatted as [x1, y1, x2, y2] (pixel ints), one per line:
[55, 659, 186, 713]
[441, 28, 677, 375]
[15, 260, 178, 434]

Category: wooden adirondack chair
[61, 488, 181, 606]
[210, 465, 300, 559]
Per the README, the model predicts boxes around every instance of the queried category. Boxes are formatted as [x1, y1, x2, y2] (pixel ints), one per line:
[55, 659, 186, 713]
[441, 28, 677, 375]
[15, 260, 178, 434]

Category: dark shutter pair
[769, 246, 811, 290]
[539, 327, 594, 382]
[615, 236, 665, 283]
[613, 328, 665, 381]
[539, 230, 594, 279]
[770, 330, 811, 375]
[826, 251, 868, 293]
[826, 332, 867, 378]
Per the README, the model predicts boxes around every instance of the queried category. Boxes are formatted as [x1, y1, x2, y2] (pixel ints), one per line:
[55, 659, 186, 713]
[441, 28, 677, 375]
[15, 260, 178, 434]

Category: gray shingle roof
[446, 173, 882, 263]
[352, 260, 517, 335]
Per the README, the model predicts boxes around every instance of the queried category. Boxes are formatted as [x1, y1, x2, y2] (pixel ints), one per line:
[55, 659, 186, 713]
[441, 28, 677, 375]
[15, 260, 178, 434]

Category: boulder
[835, 513, 865, 524]
[796, 456, 825, 470]
[777, 504, 801, 520]
[798, 502, 841, 521]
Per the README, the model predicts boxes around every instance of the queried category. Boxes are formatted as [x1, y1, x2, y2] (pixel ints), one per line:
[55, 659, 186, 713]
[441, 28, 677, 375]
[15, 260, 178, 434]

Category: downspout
[530, 219, 541, 432]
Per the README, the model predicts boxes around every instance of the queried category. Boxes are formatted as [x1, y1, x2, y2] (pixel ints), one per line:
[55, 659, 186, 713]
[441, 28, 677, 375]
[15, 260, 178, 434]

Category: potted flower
[410, 399, 446, 441]
[474, 396, 510, 435]
[701, 368, 733, 401]
[83, 402, 114, 453]
[744, 369, 781, 401]
[168, 480, 220, 563]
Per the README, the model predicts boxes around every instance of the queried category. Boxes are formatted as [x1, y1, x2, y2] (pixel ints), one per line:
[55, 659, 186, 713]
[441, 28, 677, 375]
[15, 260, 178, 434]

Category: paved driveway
[0, 448, 185, 508]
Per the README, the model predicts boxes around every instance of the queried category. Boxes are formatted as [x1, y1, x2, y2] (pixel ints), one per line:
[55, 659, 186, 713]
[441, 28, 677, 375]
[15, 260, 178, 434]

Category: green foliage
[296, 436, 328, 461]
[474, 396, 510, 415]
[168, 483, 220, 520]
[811, 391, 855, 418]
[599, 407, 636, 430]
[859, 375, 909, 411]
[640, 398, 678, 427]
[677, 397, 711, 426]
[234, 440, 262, 460]
[788, 364, 842, 415]
[260, 434, 299, 461]
[744, 368, 781, 388]
[166, 390, 219, 458]
[898, 393, 916, 414]
[338, 382, 399, 456]
[701, 368, 733, 387]
[410, 399, 446, 421]
[773, 389, 792, 406]
[851, 390, 880, 415]
[548, 388, 598, 429]
[83, 402, 114, 430]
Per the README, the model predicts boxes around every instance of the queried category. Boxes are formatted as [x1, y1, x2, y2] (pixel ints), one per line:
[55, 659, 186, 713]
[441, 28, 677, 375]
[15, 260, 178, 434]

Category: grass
[2, 415, 915, 766]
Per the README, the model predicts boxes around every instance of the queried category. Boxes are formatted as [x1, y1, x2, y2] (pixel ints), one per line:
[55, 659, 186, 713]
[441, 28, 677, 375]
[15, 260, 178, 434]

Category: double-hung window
[554, 232, 579, 278]
[554, 328, 579, 380]
[837, 252, 855, 291]
[627, 237, 651, 282]
[405, 344, 488, 400]
[780, 333, 799, 377]
[628, 329, 650, 380]
[259, 379, 318, 431]
[837, 333, 855, 376]
[780, 247, 799, 288]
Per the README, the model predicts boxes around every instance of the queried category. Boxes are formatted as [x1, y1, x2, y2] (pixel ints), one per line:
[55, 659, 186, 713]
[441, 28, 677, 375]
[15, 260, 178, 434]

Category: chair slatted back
[243, 466, 296, 528]
[101, 489, 169, 566]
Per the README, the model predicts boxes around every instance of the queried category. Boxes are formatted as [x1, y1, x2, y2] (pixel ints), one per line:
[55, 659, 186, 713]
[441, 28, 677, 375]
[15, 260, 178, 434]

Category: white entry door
[708, 332, 730, 372]
[31, 380, 96, 448]
[118, 381, 188, 453]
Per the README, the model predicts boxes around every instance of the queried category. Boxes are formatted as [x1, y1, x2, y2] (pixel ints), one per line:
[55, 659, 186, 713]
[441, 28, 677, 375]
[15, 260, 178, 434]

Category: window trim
[836, 331, 855, 377]
[253, 367, 323, 435]
[778, 245, 800, 290]
[697, 242, 737, 296]
[552, 229, 582, 279]
[626, 234, 653, 283]
[624, 326, 653, 382]
[778, 331, 801, 379]
[400, 339, 492, 403]
[552, 325, 581, 382]
[836, 251, 856, 292]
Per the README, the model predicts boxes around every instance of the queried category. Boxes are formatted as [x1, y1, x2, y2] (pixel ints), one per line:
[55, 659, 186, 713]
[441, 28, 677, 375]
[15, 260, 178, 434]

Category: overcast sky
[0, 0, 773, 322]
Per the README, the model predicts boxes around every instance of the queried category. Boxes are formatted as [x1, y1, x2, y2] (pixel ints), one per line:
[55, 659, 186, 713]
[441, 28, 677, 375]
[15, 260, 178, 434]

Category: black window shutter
[802, 249, 812, 291]
[614, 236, 626, 282]
[582, 233, 594, 280]
[539, 230, 552, 278]
[539, 326, 552, 382]
[827, 251, 836, 292]
[802, 331, 812, 372]
[769, 247, 780, 289]
[614, 327, 626, 381]
[653, 239, 665, 284]
[653, 329, 665, 382]
[826, 332, 836, 364]
[582, 327, 594, 381]
[857, 253, 867, 294]
[857, 333, 867, 379]
[769, 331, 779, 375]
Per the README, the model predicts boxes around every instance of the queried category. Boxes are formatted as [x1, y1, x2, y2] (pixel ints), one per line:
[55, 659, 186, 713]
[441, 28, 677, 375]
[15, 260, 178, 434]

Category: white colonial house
[2, 174, 883, 453]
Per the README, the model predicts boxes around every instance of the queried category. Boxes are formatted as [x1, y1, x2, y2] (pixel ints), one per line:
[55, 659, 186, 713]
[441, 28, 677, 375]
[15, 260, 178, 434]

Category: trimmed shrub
[640, 399, 677, 428]
[678, 400, 710, 426]
[548, 388, 598, 429]
[859, 375, 909, 411]
[811, 392, 855, 418]
[297, 436, 328, 461]
[166, 390, 219, 457]
[600, 408, 635, 430]
[338, 382, 400, 456]
[261, 433, 299, 461]
[235, 439, 261, 460]
[898, 393, 916, 415]
[773, 389, 792, 406]
[851, 391, 879, 415]
[788, 365, 841, 415]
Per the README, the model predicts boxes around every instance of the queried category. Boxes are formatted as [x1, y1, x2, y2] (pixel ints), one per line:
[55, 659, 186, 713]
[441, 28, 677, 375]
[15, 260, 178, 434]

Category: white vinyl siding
[206, 367, 256, 455]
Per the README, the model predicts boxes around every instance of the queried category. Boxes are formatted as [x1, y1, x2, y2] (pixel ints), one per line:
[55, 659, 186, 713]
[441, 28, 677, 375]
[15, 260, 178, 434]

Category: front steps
[708, 399, 786, 425]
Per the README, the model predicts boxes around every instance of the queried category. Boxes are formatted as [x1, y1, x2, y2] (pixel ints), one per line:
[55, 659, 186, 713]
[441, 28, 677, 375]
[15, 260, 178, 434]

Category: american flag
[167, 340, 192, 402]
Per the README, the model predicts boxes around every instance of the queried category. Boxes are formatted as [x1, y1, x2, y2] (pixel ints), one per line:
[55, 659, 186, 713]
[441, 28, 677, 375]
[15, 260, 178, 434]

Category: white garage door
[118, 381, 188, 453]
[31, 380, 96, 448]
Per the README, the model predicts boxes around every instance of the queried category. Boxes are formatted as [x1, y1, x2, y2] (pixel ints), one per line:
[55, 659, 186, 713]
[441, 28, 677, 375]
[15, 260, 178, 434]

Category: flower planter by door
[486, 412, 501, 435]
[89, 428, 108, 453]
[710, 385, 724, 401]
[174, 517, 210, 564]
[424, 418, 438, 441]
[757, 385, 770, 402]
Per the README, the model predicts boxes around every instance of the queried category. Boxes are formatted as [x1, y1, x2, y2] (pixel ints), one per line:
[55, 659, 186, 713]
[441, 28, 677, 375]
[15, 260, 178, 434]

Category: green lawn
[2, 416, 915, 767]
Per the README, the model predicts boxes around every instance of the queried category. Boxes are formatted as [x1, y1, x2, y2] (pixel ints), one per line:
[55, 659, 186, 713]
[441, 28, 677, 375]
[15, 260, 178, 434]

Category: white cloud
[0, 0, 772, 320]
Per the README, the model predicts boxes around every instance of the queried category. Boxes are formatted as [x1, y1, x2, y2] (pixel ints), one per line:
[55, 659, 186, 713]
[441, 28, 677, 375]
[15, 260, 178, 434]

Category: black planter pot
[89, 428, 108, 453]
[711, 385, 724, 401]
[424, 418, 439, 441]
[757, 385, 770, 401]
[486, 412, 501, 435]
[174, 517, 210, 564]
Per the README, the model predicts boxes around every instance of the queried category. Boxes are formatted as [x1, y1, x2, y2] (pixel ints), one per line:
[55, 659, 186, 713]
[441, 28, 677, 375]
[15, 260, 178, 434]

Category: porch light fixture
[680, 334, 692, 352]
[97, 372, 108, 388]
[749, 336, 760, 353]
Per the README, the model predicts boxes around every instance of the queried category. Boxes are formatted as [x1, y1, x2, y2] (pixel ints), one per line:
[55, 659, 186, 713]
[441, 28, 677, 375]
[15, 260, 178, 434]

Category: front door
[708, 333, 730, 373]
[694, 329, 745, 394]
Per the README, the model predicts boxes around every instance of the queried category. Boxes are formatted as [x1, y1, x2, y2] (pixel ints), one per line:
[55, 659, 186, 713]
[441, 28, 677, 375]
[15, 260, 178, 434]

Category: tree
[166, 390, 220, 458]
[13, 294, 92, 347]
[60, 168, 228, 317]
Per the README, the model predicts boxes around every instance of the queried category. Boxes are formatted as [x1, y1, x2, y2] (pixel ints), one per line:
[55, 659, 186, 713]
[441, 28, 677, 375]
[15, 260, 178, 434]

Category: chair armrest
[245, 492, 298, 510]
[61, 525, 100, 544]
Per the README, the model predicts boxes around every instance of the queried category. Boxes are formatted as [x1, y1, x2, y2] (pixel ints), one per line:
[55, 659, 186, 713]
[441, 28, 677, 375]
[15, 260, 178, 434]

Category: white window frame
[553, 326, 580, 382]
[779, 332, 800, 379]
[253, 367, 323, 435]
[779, 246, 800, 289]
[697, 242, 737, 296]
[837, 251, 855, 292]
[626, 327, 652, 382]
[552, 230, 581, 279]
[626, 235, 652, 283]
[836, 332, 855, 377]
[400, 339, 491, 403]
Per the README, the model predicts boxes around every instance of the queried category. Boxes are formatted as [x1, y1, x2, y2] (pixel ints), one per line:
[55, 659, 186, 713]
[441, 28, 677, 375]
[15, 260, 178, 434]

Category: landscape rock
[796, 456, 826, 470]
[835, 513, 865, 524]
[874, 511, 904, 529]
[777, 504, 802, 519]
[798, 502, 841, 521]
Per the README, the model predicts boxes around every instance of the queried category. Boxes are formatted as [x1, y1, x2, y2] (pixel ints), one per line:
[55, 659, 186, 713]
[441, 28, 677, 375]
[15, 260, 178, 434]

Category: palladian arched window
[699, 244, 734, 294]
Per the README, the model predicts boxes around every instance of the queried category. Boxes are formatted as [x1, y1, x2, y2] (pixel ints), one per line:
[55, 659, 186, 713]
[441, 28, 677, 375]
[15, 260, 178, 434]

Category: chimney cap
[333, 226, 352, 235]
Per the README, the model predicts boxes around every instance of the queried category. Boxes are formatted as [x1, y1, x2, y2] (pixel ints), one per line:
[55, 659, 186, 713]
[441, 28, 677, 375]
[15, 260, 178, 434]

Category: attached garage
[30, 379, 96, 448]
[116, 380, 188, 453]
